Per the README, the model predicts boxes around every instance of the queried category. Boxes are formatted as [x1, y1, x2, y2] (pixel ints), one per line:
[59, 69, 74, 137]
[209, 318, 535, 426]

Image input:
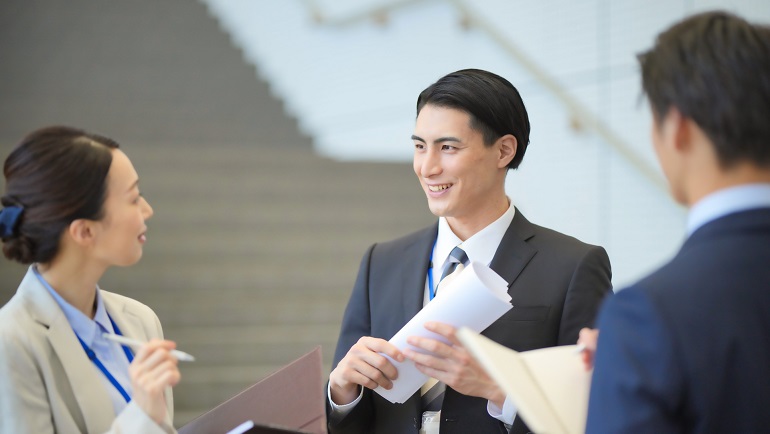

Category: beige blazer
[0, 266, 175, 433]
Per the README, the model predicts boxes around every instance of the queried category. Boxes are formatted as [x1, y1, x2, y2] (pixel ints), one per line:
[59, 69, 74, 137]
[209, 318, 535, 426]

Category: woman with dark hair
[0, 126, 181, 433]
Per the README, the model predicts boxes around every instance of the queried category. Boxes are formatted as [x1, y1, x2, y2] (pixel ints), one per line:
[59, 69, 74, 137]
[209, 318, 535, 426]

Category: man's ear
[497, 134, 517, 169]
[68, 219, 95, 247]
[662, 107, 691, 153]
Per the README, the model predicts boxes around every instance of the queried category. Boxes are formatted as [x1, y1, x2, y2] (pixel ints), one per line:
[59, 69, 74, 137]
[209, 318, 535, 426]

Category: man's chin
[426, 202, 450, 218]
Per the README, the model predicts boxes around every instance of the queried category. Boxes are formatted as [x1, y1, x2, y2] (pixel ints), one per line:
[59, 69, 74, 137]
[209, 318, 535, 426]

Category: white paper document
[374, 262, 512, 403]
[226, 420, 255, 434]
[457, 328, 592, 434]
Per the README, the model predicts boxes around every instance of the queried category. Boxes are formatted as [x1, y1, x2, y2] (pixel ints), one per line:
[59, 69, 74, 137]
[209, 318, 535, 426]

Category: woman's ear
[68, 219, 95, 247]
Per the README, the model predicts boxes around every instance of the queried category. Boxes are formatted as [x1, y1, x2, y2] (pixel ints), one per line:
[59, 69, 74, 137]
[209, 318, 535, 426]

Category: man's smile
[427, 183, 453, 192]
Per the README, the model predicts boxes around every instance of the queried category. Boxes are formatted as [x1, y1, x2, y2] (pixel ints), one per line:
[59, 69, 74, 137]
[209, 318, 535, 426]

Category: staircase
[107, 144, 432, 424]
[0, 0, 434, 426]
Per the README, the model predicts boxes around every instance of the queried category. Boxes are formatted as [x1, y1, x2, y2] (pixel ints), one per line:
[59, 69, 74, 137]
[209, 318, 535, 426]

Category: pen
[102, 333, 196, 362]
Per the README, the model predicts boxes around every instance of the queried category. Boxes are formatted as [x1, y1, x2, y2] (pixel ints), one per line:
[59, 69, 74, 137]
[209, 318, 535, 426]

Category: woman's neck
[38, 256, 105, 319]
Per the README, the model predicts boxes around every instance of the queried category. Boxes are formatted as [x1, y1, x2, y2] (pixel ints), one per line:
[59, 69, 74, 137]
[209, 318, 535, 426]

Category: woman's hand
[128, 339, 181, 424]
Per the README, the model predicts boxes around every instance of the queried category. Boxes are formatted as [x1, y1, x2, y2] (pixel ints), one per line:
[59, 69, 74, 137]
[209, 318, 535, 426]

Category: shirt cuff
[487, 395, 517, 426]
[114, 402, 174, 434]
[327, 381, 363, 418]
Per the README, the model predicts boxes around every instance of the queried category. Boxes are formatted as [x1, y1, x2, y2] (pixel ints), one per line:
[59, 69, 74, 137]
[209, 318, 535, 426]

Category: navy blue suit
[329, 209, 612, 434]
[587, 208, 770, 433]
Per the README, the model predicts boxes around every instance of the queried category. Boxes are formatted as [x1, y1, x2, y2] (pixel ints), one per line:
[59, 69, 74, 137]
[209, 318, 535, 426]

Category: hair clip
[0, 205, 24, 238]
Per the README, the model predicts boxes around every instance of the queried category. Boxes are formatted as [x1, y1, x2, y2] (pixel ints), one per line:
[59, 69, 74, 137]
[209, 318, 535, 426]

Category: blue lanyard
[74, 316, 134, 403]
[428, 242, 437, 301]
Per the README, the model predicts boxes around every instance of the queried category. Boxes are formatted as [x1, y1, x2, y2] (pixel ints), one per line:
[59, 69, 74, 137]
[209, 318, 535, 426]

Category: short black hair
[416, 69, 531, 169]
[639, 11, 770, 168]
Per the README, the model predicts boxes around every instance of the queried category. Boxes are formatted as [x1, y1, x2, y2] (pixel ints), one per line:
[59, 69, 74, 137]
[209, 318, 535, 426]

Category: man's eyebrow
[434, 136, 461, 143]
[411, 135, 462, 143]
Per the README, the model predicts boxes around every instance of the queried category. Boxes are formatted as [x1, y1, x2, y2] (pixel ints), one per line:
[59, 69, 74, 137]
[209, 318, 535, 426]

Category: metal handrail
[302, 0, 667, 192]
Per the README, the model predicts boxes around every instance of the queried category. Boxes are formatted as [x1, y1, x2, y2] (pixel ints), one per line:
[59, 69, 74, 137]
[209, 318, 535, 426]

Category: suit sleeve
[327, 244, 376, 434]
[585, 288, 683, 434]
[150, 307, 175, 428]
[0, 329, 55, 434]
[111, 402, 175, 434]
[557, 246, 613, 345]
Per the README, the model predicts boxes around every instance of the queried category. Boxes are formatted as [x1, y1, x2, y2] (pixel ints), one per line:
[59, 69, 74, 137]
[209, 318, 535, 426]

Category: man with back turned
[582, 11, 770, 434]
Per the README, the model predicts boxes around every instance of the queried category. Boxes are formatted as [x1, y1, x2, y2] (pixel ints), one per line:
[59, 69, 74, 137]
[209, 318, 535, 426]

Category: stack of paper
[374, 262, 512, 403]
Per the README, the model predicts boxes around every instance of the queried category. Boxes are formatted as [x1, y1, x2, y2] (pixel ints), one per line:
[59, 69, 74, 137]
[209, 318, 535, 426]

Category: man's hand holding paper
[373, 262, 513, 403]
[329, 337, 404, 405]
[405, 321, 507, 406]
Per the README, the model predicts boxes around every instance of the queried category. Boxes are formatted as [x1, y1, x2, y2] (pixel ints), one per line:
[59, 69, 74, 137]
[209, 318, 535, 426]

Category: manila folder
[457, 328, 591, 434]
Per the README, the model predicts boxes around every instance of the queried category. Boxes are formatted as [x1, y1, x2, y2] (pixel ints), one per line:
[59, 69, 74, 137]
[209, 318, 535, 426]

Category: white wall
[201, 0, 770, 287]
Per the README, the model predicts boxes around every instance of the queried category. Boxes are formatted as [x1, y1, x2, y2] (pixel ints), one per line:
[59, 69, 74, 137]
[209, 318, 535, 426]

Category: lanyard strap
[76, 334, 132, 403]
[428, 242, 437, 301]
[76, 314, 134, 404]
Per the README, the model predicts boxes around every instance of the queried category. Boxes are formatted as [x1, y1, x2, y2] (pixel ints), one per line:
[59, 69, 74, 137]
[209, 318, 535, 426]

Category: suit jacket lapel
[400, 224, 438, 334]
[20, 269, 116, 433]
[489, 208, 537, 291]
[102, 292, 149, 341]
[392, 224, 436, 419]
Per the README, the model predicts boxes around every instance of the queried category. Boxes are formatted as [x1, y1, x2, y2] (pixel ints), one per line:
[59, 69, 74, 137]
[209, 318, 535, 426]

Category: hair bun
[2, 233, 35, 264]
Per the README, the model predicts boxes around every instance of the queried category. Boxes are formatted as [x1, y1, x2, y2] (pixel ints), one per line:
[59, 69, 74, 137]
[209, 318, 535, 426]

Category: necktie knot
[440, 246, 469, 282]
[448, 246, 469, 265]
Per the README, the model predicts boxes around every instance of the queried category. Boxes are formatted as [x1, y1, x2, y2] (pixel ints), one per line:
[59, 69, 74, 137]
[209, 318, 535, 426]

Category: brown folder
[179, 346, 327, 434]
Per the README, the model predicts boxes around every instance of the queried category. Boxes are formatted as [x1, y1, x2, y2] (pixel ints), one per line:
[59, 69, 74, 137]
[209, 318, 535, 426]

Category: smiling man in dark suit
[327, 69, 613, 434]
[583, 11, 770, 434]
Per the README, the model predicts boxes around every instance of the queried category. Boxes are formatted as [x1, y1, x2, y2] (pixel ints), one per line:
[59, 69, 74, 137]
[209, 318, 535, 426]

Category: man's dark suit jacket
[328, 209, 613, 434]
[587, 208, 770, 433]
